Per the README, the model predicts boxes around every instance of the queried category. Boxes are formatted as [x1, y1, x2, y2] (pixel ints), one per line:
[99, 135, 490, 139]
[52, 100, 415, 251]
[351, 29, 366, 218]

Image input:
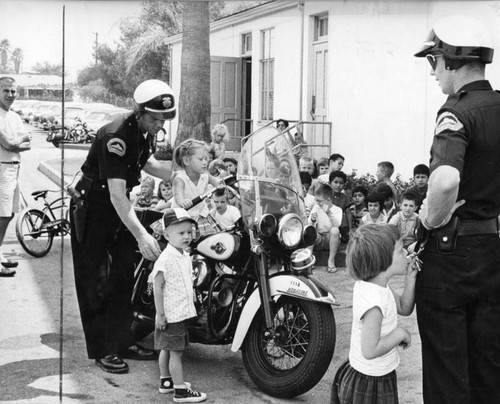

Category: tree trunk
[176, 1, 211, 146]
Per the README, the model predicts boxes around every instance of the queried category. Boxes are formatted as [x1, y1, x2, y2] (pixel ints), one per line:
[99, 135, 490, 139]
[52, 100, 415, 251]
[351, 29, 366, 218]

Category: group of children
[142, 125, 427, 403]
[299, 153, 429, 275]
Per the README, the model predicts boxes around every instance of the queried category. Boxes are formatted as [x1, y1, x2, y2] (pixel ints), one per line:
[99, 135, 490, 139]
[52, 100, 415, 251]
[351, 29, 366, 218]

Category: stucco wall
[168, 1, 500, 179]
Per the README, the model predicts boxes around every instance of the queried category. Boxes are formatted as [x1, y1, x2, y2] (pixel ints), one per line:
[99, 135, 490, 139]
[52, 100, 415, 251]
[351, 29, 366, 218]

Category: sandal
[327, 266, 338, 273]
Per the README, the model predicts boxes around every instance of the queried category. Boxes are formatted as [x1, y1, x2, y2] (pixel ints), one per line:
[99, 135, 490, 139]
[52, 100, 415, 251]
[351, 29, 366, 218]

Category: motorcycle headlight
[257, 214, 277, 238]
[278, 214, 303, 249]
[192, 254, 209, 288]
[302, 224, 317, 247]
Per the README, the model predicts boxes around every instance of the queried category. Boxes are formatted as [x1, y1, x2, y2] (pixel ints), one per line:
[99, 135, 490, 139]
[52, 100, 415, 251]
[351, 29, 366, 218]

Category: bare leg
[169, 350, 185, 386]
[0, 215, 14, 259]
[328, 227, 340, 269]
[159, 349, 171, 378]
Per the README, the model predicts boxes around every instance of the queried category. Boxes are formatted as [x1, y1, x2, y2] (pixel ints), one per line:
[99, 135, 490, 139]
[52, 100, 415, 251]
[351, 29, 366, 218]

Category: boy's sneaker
[159, 379, 191, 394]
[173, 387, 207, 403]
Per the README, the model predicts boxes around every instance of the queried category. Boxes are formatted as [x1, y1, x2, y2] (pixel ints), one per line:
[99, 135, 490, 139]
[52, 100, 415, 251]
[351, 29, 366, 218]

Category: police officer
[70, 79, 175, 374]
[414, 16, 500, 403]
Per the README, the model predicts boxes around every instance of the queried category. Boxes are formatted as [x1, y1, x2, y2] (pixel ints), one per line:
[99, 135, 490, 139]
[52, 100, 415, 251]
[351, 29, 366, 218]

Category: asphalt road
[0, 125, 423, 403]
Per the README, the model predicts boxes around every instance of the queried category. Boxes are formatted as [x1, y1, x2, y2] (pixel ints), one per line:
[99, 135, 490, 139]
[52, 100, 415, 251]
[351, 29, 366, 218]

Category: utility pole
[94, 32, 99, 66]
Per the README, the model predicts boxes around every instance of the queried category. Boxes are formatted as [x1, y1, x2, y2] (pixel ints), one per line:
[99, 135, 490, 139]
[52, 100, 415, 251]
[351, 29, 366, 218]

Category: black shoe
[95, 355, 129, 374]
[0, 267, 16, 277]
[120, 344, 156, 361]
[1, 259, 18, 268]
[174, 387, 207, 403]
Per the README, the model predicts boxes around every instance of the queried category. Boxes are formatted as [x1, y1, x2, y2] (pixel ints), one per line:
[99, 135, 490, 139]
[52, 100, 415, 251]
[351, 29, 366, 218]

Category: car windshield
[237, 126, 307, 228]
[86, 112, 108, 120]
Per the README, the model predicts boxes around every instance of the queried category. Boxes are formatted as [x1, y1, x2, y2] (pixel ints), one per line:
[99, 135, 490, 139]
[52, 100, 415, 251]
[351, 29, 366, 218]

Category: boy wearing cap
[152, 208, 206, 403]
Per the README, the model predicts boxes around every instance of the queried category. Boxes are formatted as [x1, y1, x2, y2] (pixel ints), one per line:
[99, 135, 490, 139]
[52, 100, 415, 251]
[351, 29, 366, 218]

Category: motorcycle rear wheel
[242, 296, 336, 398]
[15, 209, 54, 257]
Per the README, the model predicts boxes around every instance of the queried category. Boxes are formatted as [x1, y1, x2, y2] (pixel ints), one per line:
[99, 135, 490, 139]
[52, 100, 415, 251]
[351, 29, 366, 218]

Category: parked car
[44, 103, 87, 130]
[30, 102, 60, 127]
[12, 100, 42, 123]
[84, 108, 131, 133]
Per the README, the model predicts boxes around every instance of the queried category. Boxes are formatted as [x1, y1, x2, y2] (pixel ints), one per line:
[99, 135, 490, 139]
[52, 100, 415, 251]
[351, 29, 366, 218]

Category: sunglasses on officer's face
[426, 54, 444, 70]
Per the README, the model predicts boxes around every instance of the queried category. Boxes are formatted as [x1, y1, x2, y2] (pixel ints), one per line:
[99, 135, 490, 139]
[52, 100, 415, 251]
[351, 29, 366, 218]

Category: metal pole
[59, 5, 65, 402]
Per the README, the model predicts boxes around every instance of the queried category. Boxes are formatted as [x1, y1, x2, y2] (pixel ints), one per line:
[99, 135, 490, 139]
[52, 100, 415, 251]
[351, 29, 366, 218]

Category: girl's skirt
[331, 360, 398, 404]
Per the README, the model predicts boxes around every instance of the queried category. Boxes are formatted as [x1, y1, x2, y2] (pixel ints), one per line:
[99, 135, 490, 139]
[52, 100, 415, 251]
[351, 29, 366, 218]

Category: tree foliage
[32, 61, 63, 76]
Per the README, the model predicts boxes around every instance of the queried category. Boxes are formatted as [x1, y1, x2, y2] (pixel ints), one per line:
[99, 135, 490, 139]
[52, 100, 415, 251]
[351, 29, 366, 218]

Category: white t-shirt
[349, 280, 399, 376]
[308, 203, 342, 235]
[212, 205, 241, 230]
[0, 109, 25, 162]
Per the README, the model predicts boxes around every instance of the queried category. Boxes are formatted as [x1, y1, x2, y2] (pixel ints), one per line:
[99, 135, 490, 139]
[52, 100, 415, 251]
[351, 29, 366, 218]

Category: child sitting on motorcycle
[152, 208, 207, 403]
[171, 139, 221, 221]
[331, 223, 417, 404]
[154, 180, 173, 212]
[133, 176, 159, 208]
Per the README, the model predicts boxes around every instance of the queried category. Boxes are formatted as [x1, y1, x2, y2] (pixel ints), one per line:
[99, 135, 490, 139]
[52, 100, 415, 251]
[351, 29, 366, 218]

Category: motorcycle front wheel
[242, 296, 336, 398]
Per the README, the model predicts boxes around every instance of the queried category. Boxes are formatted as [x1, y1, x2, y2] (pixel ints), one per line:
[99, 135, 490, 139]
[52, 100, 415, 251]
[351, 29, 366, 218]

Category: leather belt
[456, 218, 498, 236]
[1, 161, 20, 165]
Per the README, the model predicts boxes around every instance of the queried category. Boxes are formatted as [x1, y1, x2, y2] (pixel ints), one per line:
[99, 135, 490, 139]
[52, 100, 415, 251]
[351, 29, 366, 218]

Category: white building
[166, 1, 500, 179]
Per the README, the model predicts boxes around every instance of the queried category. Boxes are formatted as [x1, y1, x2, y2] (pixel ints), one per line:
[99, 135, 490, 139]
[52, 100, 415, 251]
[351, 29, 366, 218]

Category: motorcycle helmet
[133, 79, 176, 120]
[414, 15, 494, 69]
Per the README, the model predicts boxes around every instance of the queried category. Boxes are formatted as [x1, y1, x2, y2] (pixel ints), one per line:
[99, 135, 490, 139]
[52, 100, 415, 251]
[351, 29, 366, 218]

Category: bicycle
[15, 189, 71, 257]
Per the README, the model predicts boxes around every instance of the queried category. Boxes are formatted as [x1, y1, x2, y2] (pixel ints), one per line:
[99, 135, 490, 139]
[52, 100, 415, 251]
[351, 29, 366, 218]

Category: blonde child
[331, 223, 417, 404]
[153, 208, 206, 403]
[133, 176, 159, 208]
[172, 139, 220, 220]
[209, 123, 229, 160]
[317, 157, 329, 176]
[154, 180, 173, 212]
[308, 184, 343, 273]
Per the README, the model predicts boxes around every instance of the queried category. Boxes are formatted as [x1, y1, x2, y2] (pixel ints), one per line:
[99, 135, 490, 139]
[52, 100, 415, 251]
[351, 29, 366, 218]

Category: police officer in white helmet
[70, 80, 176, 373]
[414, 16, 500, 403]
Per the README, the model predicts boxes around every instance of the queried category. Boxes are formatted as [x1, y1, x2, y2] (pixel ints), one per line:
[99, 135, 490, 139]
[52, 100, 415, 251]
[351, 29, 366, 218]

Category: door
[211, 56, 242, 152]
[310, 41, 329, 159]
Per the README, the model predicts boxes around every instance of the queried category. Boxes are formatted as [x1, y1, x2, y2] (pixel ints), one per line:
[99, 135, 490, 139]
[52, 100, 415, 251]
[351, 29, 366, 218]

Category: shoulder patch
[435, 112, 464, 135]
[106, 138, 126, 157]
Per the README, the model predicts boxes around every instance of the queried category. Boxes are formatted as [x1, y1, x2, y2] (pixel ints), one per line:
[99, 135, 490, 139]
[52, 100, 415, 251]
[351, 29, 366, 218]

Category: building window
[314, 14, 328, 42]
[242, 32, 252, 56]
[260, 28, 274, 121]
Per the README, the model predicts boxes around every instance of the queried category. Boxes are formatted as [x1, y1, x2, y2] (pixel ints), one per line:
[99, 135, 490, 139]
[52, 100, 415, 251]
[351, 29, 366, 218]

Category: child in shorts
[152, 208, 207, 403]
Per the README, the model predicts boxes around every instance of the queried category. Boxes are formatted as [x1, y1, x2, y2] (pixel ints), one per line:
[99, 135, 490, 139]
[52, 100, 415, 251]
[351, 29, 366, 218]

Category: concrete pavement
[0, 127, 423, 403]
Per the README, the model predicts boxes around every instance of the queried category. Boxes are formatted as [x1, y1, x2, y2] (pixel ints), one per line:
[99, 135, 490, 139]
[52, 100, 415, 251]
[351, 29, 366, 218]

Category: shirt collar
[166, 243, 188, 258]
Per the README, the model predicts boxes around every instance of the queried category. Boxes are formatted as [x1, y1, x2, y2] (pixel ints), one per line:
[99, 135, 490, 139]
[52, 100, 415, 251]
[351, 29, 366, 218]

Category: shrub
[154, 143, 173, 161]
[344, 169, 414, 203]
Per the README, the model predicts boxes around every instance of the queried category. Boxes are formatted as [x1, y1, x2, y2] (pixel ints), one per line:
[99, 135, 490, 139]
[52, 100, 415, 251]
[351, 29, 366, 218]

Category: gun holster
[432, 216, 460, 254]
[71, 175, 93, 244]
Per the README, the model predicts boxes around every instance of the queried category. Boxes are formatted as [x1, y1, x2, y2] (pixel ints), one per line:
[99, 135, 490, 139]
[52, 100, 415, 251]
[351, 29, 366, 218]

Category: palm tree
[175, 1, 211, 145]
[0, 39, 11, 73]
[11, 48, 23, 74]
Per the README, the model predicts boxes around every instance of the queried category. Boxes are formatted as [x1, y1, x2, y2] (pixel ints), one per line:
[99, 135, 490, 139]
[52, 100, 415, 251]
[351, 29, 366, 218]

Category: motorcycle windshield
[237, 126, 307, 228]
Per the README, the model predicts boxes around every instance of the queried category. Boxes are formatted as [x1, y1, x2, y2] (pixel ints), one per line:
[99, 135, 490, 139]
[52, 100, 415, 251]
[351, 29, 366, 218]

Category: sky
[0, 0, 142, 79]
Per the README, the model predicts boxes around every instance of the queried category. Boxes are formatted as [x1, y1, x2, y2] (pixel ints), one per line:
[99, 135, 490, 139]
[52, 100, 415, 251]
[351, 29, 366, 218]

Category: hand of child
[398, 328, 412, 349]
[181, 200, 193, 210]
[156, 313, 167, 330]
[310, 211, 317, 223]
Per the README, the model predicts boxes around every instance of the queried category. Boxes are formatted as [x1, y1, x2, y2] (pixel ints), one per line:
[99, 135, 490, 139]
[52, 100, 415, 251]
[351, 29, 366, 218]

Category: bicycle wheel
[15, 208, 54, 257]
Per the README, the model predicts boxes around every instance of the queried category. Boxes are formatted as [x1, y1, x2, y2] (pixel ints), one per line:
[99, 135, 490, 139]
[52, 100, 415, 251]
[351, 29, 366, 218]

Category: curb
[38, 159, 68, 188]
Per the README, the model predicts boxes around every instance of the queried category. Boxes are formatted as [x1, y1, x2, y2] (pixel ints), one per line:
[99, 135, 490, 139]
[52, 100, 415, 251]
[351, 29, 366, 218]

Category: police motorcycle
[46, 118, 94, 145]
[132, 126, 339, 398]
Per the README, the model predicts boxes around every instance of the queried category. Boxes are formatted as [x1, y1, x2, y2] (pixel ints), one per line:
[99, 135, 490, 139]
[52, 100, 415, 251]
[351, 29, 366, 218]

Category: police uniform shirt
[81, 113, 155, 190]
[430, 80, 500, 220]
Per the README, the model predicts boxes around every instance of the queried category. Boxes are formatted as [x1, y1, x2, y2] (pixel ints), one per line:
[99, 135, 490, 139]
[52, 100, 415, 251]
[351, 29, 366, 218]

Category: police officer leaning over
[414, 15, 500, 404]
[70, 79, 174, 374]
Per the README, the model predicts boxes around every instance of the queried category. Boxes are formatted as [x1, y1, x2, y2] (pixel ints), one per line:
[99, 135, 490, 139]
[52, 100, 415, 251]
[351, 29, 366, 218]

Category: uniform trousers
[416, 233, 500, 404]
[70, 191, 136, 359]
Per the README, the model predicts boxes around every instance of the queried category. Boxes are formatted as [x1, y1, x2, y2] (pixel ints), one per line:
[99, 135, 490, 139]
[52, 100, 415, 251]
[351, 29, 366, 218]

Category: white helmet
[133, 79, 176, 120]
[414, 15, 494, 65]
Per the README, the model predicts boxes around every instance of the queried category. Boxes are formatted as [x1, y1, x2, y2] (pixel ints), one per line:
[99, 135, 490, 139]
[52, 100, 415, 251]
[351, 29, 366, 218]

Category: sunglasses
[426, 54, 443, 70]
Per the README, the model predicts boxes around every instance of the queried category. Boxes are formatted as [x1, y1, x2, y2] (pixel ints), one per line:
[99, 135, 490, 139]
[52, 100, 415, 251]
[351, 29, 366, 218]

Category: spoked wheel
[242, 296, 336, 398]
[15, 208, 54, 257]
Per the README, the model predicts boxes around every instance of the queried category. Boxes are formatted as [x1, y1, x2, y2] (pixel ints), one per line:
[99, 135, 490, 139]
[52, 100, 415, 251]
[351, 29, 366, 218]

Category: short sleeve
[429, 111, 468, 175]
[353, 282, 385, 322]
[97, 133, 128, 181]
